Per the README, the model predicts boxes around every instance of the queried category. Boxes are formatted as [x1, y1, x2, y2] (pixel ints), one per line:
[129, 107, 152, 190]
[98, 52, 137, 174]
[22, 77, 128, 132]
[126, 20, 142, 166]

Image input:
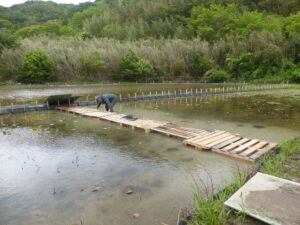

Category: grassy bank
[187, 137, 300, 225]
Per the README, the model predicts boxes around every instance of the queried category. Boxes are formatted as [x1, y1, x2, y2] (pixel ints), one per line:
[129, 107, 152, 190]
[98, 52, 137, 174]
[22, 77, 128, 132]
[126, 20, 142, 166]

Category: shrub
[0, 63, 13, 81]
[188, 52, 213, 79]
[289, 66, 300, 83]
[119, 50, 156, 82]
[173, 59, 187, 78]
[205, 70, 230, 83]
[18, 51, 55, 83]
[226, 53, 256, 80]
[79, 52, 105, 81]
[79, 32, 93, 40]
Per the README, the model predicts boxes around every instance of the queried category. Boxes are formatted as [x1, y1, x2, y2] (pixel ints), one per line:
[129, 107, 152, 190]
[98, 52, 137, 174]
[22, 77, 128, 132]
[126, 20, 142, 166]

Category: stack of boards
[57, 106, 278, 163]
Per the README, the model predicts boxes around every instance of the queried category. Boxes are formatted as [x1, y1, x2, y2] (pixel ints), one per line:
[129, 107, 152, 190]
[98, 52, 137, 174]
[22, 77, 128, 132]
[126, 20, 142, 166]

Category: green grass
[189, 137, 300, 225]
[189, 172, 246, 225]
[263, 137, 300, 179]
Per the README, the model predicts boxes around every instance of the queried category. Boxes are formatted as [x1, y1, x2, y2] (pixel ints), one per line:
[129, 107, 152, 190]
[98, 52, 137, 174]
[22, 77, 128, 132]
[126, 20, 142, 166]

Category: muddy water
[1, 88, 299, 225]
[115, 89, 300, 143]
[0, 111, 246, 225]
[0, 84, 220, 105]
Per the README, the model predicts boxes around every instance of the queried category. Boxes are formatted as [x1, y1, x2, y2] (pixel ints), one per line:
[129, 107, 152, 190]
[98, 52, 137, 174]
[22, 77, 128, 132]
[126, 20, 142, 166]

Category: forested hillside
[0, 0, 299, 83]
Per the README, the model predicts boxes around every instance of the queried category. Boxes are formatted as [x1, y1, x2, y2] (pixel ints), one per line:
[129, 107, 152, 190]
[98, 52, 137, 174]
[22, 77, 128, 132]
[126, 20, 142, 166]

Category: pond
[1, 87, 299, 225]
[0, 84, 220, 106]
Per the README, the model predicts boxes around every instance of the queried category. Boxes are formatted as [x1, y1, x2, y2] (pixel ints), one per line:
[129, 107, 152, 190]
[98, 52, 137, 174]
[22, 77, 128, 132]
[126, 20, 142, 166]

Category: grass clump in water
[190, 172, 246, 225]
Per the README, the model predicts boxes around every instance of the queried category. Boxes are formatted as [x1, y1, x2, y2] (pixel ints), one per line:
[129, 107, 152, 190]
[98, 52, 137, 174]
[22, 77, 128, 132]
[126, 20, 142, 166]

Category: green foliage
[189, 4, 239, 41]
[18, 50, 55, 83]
[189, 4, 284, 41]
[263, 138, 300, 179]
[79, 32, 93, 40]
[79, 52, 105, 81]
[289, 66, 300, 83]
[119, 50, 156, 81]
[0, 29, 18, 53]
[205, 70, 230, 83]
[0, 63, 12, 81]
[226, 53, 256, 80]
[283, 12, 300, 37]
[16, 22, 75, 38]
[191, 172, 246, 225]
[188, 52, 213, 78]
[173, 59, 187, 77]
[0, 19, 14, 30]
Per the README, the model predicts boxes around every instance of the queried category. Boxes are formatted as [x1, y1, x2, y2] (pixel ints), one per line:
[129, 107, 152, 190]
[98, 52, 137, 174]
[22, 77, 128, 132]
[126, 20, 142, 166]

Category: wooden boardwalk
[57, 106, 278, 163]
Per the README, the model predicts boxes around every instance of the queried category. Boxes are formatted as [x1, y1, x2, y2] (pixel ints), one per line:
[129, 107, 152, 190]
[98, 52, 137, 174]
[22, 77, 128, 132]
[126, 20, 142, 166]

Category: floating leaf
[125, 189, 133, 195]
[3, 131, 12, 135]
[31, 127, 40, 131]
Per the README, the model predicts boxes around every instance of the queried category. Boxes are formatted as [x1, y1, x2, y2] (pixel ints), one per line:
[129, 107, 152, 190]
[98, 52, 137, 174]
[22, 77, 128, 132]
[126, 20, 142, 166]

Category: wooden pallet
[57, 106, 278, 163]
[57, 107, 114, 118]
[57, 106, 167, 133]
[183, 131, 278, 163]
[151, 123, 211, 139]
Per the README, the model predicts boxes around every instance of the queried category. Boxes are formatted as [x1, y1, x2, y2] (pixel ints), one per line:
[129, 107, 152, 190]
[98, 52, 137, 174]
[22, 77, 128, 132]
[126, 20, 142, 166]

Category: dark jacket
[96, 94, 118, 111]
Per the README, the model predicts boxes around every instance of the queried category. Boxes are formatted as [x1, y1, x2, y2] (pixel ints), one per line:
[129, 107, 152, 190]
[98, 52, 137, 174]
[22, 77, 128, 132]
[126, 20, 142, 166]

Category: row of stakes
[0, 83, 291, 110]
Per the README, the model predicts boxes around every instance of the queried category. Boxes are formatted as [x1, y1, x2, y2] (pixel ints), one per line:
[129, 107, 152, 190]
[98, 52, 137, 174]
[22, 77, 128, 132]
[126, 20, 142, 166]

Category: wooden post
[142, 92, 144, 99]
[119, 94, 122, 101]
[135, 93, 137, 100]
[47, 101, 49, 110]
[11, 103, 14, 113]
[57, 99, 60, 106]
[201, 89, 203, 95]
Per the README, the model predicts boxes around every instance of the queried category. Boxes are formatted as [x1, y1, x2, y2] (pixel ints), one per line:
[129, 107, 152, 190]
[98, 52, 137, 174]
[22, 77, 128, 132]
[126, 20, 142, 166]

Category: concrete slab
[225, 172, 300, 225]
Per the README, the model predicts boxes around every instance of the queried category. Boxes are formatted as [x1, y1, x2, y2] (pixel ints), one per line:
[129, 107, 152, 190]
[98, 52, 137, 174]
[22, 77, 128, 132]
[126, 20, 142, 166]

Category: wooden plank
[230, 139, 261, 154]
[221, 138, 251, 152]
[206, 135, 241, 148]
[250, 143, 278, 160]
[199, 133, 235, 146]
[184, 131, 226, 144]
[213, 137, 243, 149]
[212, 149, 255, 164]
[151, 127, 191, 139]
[239, 141, 268, 157]
[163, 125, 209, 137]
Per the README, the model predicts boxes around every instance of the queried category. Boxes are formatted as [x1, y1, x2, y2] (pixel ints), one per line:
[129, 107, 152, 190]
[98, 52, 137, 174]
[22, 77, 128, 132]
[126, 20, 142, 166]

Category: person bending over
[96, 94, 118, 112]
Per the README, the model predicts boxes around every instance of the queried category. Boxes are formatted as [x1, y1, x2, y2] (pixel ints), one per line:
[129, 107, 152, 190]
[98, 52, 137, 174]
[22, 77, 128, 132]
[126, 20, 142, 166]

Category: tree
[119, 50, 156, 81]
[0, 29, 18, 53]
[189, 4, 239, 41]
[18, 50, 55, 83]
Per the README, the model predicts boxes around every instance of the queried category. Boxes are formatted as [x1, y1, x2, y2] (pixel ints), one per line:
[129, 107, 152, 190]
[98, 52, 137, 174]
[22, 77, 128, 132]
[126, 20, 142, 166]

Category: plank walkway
[57, 106, 278, 163]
